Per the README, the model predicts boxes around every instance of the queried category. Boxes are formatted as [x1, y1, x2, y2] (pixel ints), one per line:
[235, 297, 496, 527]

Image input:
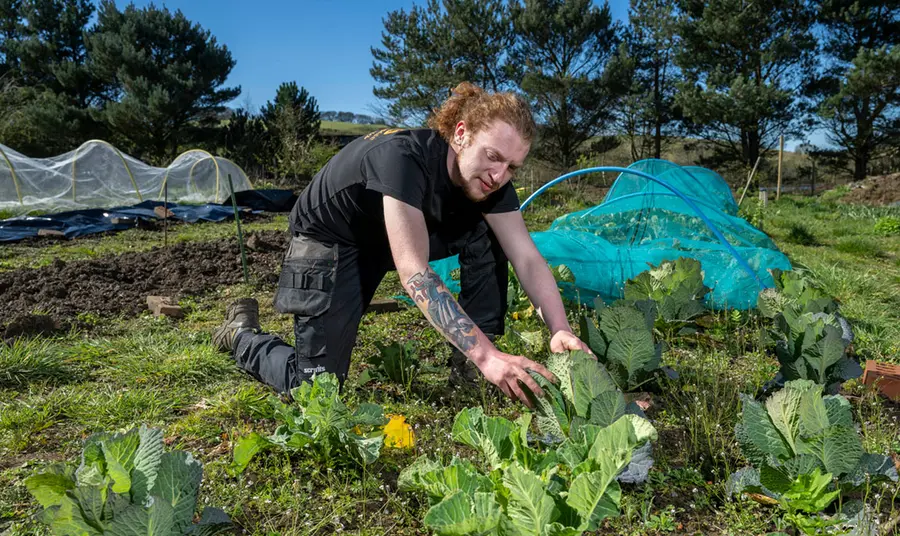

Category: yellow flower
[383, 414, 415, 448]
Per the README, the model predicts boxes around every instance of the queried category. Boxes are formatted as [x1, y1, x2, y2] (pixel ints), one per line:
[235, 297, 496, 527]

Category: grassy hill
[319, 120, 391, 136]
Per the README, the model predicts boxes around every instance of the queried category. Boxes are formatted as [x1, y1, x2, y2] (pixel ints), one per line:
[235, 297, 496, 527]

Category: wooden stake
[163, 182, 168, 248]
[738, 156, 762, 207]
[776, 135, 784, 200]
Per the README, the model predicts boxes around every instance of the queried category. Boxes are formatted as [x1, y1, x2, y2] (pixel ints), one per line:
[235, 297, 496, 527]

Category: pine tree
[675, 0, 817, 169]
[0, 0, 21, 75]
[370, 0, 515, 125]
[811, 0, 900, 179]
[510, 0, 629, 169]
[260, 81, 321, 143]
[7, 0, 104, 154]
[260, 81, 322, 179]
[621, 0, 680, 160]
[87, 0, 239, 163]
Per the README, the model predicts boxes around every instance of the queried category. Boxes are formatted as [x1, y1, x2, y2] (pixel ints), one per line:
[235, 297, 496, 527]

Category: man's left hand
[549, 330, 593, 355]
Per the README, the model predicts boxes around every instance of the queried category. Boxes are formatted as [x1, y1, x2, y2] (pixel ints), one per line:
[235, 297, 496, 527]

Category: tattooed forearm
[406, 268, 478, 352]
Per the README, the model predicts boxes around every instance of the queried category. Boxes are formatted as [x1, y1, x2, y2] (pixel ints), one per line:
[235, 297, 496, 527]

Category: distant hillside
[319, 121, 391, 136]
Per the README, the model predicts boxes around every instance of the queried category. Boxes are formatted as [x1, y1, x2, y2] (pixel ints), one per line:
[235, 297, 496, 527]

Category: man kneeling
[213, 82, 590, 407]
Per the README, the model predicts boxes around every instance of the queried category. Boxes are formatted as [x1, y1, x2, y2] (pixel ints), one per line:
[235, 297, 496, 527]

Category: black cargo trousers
[231, 220, 509, 394]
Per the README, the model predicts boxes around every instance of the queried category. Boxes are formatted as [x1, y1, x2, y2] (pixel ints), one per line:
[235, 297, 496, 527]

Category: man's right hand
[382, 196, 557, 409]
[471, 346, 557, 408]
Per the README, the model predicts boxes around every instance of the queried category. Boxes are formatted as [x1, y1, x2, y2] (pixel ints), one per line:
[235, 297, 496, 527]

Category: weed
[874, 216, 900, 236]
[784, 223, 819, 246]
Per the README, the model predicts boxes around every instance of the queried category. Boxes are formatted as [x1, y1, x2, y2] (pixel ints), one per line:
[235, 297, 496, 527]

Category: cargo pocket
[273, 234, 338, 358]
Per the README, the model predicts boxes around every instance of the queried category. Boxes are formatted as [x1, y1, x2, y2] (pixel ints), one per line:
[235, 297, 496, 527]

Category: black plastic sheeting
[0, 189, 298, 243]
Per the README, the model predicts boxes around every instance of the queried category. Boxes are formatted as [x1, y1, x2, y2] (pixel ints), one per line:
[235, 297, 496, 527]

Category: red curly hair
[427, 82, 536, 145]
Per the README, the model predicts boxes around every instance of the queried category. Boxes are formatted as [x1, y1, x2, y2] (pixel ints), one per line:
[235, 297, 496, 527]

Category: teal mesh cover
[429, 159, 792, 310]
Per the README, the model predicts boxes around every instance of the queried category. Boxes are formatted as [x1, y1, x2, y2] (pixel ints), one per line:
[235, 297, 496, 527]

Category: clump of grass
[658, 349, 760, 480]
[0, 389, 77, 454]
[834, 238, 885, 258]
[783, 223, 819, 246]
[0, 337, 70, 388]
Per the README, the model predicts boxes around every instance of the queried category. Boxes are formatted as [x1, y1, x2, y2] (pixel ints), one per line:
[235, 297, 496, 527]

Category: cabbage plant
[399, 405, 657, 536]
[728, 379, 897, 500]
[578, 301, 664, 392]
[24, 425, 232, 535]
[230, 372, 388, 474]
[623, 257, 711, 334]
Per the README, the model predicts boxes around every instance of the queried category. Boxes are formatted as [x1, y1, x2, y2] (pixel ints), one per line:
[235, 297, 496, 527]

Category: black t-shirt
[289, 128, 520, 248]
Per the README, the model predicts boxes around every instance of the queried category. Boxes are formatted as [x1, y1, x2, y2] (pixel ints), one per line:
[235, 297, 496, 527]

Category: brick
[146, 295, 175, 315]
[366, 298, 403, 314]
[862, 360, 900, 401]
[37, 229, 65, 237]
[154, 206, 175, 219]
[156, 304, 184, 318]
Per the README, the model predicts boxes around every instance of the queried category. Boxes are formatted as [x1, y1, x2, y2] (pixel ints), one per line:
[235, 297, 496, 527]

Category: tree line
[371, 0, 899, 180]
[0, 0, 896, 184]
[0, 0, 329, 183]
[320, 111, 387, 125]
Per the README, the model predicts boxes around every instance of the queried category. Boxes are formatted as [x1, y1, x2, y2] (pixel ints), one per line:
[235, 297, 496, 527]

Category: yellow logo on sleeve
[363, 128, 404, 141]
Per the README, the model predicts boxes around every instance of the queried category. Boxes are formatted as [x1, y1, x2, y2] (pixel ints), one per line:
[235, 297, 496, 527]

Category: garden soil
[0, 230, 288, 339]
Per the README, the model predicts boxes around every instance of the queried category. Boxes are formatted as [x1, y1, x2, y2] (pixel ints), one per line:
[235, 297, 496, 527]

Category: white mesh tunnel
[0, 140, 253, 212]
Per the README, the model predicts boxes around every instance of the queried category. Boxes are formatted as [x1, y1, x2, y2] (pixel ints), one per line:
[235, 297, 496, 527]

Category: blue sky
[107, 0, 818, 149]
[107, 0, 631, 116]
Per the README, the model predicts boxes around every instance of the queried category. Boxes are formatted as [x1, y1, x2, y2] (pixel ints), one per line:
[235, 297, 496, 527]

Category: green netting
[430, 158, 792, 310]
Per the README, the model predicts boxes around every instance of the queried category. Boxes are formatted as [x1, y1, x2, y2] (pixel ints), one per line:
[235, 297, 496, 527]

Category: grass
[319, 121, 391, 136]
[759, 195, 900, 360]
[0, 189, 898, 535]
[833, 238, 886, 258]
[783, 222, 819, 246]
[0, 337, 73, 388]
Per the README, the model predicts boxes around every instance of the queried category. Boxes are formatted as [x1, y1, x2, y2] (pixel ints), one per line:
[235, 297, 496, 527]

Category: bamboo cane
[227, 174, 249, 284]
[738, 156, 762, 207]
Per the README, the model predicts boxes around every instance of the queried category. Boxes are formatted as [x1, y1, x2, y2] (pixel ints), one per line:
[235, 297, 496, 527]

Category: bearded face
[449, 120, 530, 202]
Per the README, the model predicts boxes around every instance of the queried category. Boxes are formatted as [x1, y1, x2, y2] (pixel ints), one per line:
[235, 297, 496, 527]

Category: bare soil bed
[0, 230, 287, 338]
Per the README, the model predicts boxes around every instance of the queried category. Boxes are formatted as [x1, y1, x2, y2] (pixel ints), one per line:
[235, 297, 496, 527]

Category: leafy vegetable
[727, 379, 897, 504]
[873, 216, 900, 236]
[772, 309, 861, 394]
[757, 269, 861, 393]
[360, 340, 434, 386]
[777, 468, 845, 535]
[623, 257, 711, 333]
[24, 424, 232, 535]
[578, 302, 663, 392]
[758, 268, 840, 319]
[230, 372, 389, 474]
[508, 265, 533, 319]
[399, 402, 657, 535]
